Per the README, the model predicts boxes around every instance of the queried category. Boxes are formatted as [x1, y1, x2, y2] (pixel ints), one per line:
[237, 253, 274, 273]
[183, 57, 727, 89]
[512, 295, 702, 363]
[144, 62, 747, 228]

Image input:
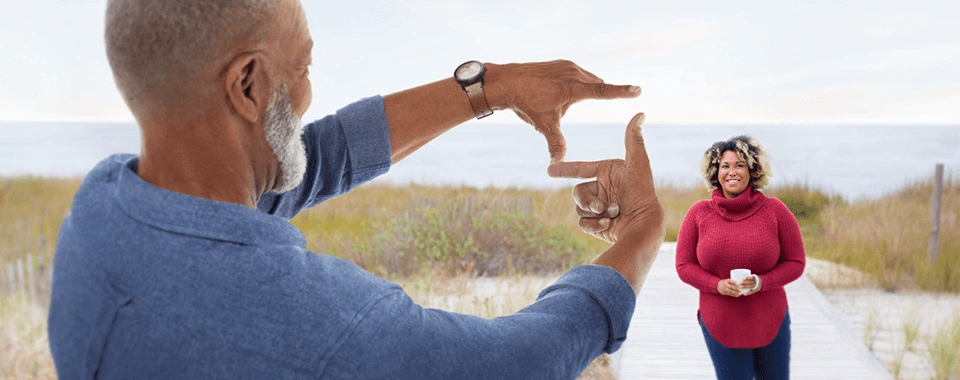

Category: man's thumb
[624, 113, 652, 181]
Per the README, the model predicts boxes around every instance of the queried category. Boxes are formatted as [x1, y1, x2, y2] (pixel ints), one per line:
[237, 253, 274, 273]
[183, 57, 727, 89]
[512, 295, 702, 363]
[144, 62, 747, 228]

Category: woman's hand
[740, 275, 762, 296]
[716, 279, 742, 297]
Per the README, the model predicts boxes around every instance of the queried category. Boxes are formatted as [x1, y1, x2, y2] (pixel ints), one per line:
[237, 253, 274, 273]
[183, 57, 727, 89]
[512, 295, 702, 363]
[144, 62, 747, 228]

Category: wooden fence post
[0, 225, 5, 293]
[6, 263, 14, 295]
[16, 258, 25, 297]
[929, 163, 944, 262]
[28, 253, 36, 300]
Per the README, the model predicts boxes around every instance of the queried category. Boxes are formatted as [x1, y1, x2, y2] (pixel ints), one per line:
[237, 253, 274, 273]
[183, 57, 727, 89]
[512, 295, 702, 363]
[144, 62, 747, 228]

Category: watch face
[456, 62, 482, 80]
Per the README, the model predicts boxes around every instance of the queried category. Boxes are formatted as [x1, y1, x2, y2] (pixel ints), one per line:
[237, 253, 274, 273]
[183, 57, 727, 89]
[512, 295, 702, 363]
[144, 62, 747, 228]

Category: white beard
[264, 85, 307, 194]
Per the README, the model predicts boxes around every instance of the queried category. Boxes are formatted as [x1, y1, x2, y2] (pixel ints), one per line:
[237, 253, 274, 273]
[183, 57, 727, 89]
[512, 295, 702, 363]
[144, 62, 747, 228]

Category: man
[48, 0, 665, 378]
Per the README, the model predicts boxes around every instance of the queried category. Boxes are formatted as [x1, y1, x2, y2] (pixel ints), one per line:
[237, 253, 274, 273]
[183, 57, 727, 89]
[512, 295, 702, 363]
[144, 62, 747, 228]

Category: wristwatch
[454, 60, 493, 119]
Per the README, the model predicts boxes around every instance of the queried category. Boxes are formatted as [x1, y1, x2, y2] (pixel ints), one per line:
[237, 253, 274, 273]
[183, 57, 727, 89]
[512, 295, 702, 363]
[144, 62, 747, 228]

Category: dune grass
[1, 173, 959, 379]
[0, 294, 56, 379]
[929, 313, 960, 379]
[1, 175, 958, 290]
[807, 177, 960, 293]
[289, 184, 607, 278]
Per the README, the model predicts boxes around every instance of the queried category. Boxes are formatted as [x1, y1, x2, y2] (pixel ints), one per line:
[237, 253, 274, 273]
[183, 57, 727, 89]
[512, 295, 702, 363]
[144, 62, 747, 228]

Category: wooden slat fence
[0, 218, 55, 307]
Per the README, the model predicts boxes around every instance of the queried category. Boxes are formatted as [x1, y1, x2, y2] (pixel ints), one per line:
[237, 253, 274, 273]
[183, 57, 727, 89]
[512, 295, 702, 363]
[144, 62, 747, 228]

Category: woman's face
[717, 150, 750, 198]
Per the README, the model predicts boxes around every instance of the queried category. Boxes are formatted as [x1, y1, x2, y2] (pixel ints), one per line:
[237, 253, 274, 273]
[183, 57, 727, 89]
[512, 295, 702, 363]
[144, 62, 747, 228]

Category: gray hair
[698, 135, 772, 191]
[105, 0, 277, 112]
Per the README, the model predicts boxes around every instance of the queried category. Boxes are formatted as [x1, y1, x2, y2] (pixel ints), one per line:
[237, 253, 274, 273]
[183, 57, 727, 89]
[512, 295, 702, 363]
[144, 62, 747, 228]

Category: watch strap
[463, 82, 493, 119]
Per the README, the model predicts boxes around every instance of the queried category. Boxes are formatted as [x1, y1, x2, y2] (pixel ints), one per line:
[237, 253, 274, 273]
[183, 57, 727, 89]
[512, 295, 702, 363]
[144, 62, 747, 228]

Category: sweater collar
[710, 185, 767, 222]
[115, 156, 306, 247]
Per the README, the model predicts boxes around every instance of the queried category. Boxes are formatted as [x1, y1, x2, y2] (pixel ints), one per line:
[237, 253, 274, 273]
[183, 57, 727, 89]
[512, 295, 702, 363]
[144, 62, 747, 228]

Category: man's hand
[484, 60, 641, 163]
[546, 113, 661, 245]
[546, 113, 664, 293]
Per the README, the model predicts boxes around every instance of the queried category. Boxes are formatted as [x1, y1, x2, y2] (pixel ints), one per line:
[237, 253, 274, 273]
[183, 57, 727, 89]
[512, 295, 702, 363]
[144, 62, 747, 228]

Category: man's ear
[225, 53, 267, 124]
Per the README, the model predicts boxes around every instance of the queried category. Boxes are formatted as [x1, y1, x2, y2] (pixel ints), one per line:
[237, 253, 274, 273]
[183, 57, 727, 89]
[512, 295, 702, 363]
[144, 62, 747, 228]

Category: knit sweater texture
[675, 186, 806, 348]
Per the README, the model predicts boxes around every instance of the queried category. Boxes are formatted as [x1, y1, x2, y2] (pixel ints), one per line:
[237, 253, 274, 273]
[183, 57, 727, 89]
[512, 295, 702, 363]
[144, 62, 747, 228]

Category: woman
[675, 135, 805, 380]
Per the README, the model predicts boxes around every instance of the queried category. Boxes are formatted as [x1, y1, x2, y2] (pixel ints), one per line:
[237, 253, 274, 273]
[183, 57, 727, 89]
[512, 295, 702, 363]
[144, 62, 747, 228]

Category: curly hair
[698, 135, 772, 191]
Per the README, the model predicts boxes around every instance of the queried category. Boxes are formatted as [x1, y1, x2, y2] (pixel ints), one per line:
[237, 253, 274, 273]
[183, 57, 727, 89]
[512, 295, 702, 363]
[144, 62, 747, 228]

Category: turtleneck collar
[710, 185, 768, 222]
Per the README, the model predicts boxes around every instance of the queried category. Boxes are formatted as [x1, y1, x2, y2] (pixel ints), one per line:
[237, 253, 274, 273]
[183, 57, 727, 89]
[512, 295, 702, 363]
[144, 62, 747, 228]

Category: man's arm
[323, 265, 634, 379]
[258, 97, 392, 217]
[385, 60, 641, 164]
[261, 60, 640, 218]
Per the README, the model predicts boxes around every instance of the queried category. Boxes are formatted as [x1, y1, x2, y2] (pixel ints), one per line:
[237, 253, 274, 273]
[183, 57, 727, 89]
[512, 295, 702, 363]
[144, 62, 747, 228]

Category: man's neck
[136, 115, 271, 209]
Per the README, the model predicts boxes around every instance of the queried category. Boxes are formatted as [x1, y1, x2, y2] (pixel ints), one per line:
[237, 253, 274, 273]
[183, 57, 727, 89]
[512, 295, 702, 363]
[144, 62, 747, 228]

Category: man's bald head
[105, 0, 279, 115]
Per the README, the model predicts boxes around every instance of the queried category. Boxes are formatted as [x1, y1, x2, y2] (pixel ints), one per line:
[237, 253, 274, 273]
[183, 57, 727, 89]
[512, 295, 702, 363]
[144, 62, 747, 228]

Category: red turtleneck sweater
[675, 186, 806, 348]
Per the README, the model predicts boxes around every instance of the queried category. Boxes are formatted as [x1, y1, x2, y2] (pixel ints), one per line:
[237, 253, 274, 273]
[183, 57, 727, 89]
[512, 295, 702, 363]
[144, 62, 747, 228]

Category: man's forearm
[593, 224, 664, 295]
[382, 77, 475, 164]
[381, 60, 640, 164]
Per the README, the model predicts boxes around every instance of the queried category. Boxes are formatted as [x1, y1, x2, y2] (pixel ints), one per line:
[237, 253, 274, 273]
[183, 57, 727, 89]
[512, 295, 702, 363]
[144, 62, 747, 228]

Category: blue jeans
[699, 309, 790, 380]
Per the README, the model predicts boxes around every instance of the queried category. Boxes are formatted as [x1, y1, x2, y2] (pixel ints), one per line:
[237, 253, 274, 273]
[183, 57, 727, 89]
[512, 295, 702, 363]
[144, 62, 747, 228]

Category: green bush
[765, 183, 842, 228]
[349, 197, 593, 277]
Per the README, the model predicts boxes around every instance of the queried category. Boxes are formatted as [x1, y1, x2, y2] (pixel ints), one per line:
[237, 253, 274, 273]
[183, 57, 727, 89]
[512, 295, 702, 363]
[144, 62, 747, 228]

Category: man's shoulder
[61, 154, 136, 234]
[59, 154, 136, 246]
[84, 153, 137, 184]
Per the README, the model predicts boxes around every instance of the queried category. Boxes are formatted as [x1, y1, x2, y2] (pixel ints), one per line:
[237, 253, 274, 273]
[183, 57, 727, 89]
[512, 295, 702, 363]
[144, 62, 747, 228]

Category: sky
[1, 0, 959, 125]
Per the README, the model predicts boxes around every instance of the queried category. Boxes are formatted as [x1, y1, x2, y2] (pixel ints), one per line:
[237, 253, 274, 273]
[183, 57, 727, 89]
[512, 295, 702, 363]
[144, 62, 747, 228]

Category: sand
[806, 258, 960, 379]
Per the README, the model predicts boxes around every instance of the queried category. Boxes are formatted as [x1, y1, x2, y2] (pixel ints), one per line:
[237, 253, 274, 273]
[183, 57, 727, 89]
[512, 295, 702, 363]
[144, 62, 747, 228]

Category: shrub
[349, 196, 593, 277]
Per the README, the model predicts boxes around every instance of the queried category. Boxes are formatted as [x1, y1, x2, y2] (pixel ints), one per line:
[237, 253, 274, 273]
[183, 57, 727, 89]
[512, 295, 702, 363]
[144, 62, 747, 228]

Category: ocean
[1, 122, 958, 200]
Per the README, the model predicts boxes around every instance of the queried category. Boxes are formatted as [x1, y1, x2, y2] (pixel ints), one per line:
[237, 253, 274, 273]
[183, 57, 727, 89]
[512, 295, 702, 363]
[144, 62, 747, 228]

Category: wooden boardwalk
[612, 243, 893, 379]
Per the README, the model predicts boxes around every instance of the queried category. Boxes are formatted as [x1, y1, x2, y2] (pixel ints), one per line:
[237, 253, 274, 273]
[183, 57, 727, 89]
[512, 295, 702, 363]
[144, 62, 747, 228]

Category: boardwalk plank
[612, 243, 892, 379]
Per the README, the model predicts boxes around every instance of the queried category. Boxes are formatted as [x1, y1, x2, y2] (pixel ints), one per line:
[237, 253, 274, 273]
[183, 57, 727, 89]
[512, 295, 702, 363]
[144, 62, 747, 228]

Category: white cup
[730, 269, 757, 295]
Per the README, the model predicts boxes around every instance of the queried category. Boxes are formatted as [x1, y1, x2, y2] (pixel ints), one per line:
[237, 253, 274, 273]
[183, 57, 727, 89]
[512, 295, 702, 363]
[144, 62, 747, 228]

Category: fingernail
[599, 218, 610, 226]
[629, 86, 641, 94]
[590, 201, 603, 214]
[606, 204, 619, 217]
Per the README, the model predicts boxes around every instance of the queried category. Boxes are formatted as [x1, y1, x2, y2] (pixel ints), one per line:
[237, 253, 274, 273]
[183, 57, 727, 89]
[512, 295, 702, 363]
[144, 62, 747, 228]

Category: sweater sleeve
[757, 198, 806, 292]
[675, 201, 723, 294]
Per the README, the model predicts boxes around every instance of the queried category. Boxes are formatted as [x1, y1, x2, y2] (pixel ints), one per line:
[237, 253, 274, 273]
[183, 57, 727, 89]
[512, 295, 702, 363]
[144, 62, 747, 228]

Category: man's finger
[548, 160, 602, 179]
[578, 82, 641, 100]
[623, 113, 655, 188]
[530, 114, 566, 163]
[579, 217, 611, 234]
[572, 181, 601, 212]
[577, 206, 620, 219]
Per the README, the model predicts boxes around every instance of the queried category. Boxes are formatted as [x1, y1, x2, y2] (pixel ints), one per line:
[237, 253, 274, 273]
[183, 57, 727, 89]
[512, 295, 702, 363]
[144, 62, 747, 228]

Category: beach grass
[807, 177, 960, 293]
[929, 313, 960, 379]
[0, 294, 56, 379]
[1, 175, 959, 290]
[1, 173, 959, 378]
